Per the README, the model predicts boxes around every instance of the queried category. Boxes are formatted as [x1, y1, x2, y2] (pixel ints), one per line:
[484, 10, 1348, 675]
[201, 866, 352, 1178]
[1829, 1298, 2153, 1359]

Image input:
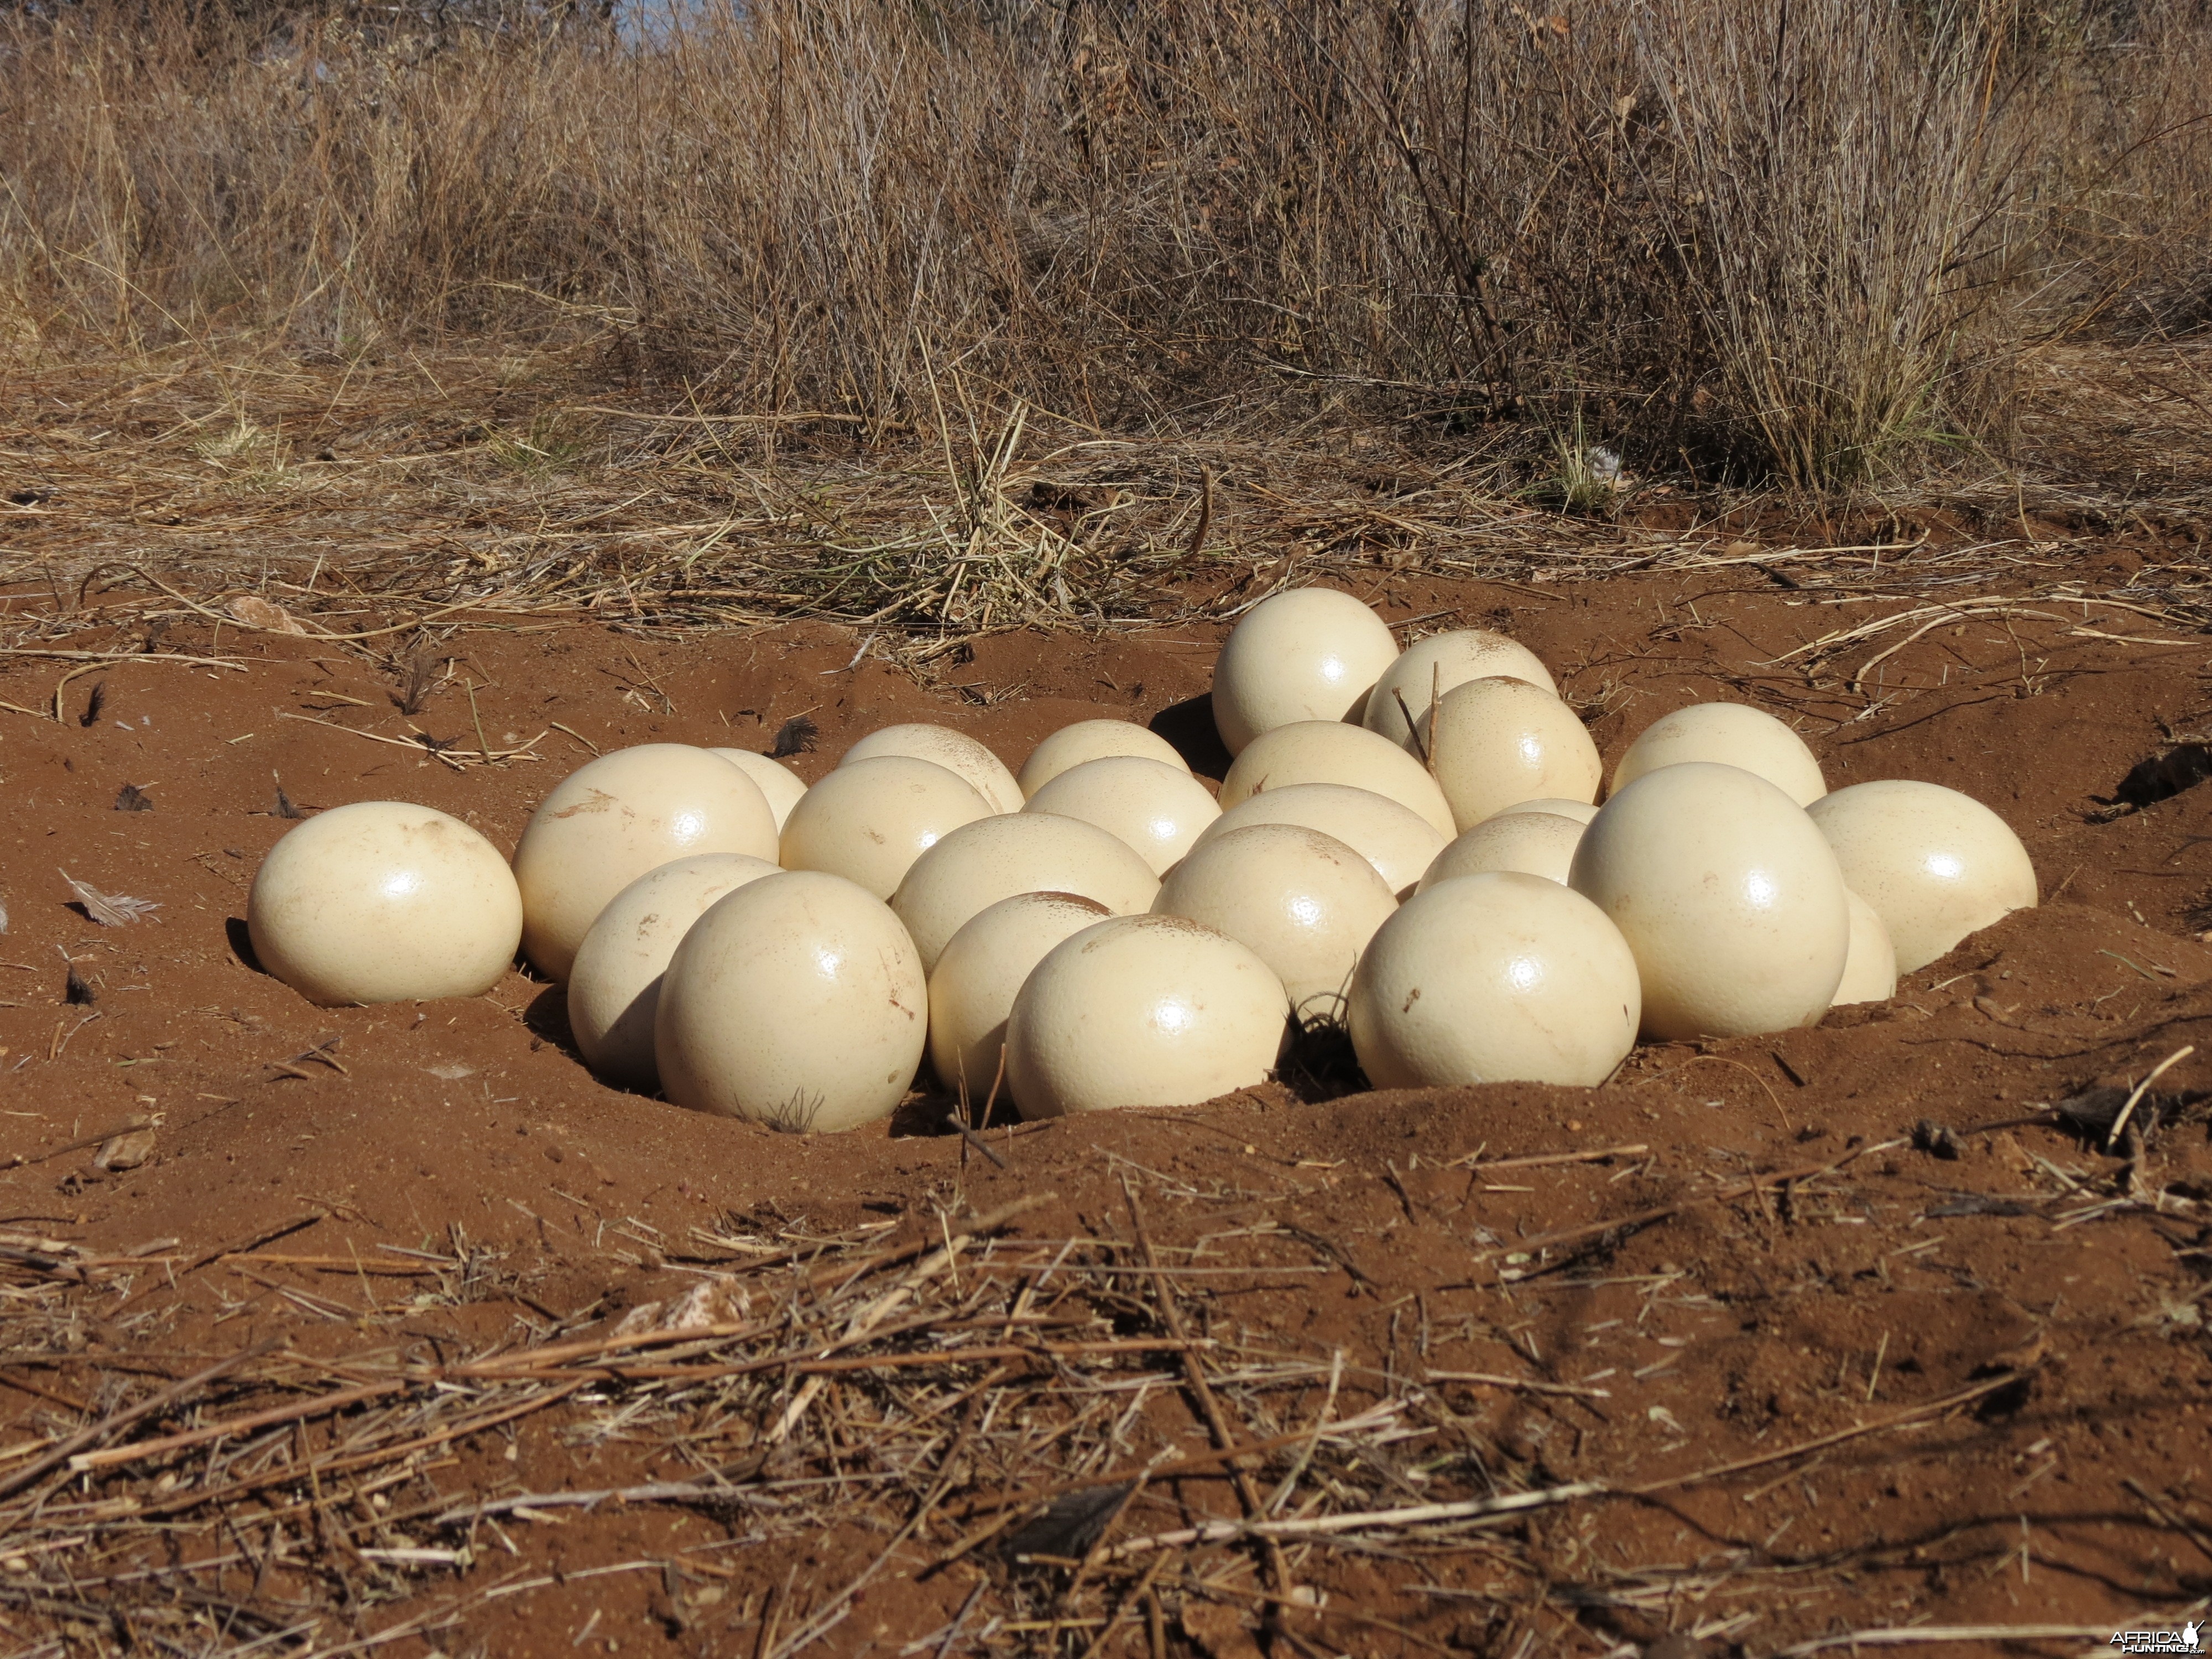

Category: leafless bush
[0, 0, 2204, 487]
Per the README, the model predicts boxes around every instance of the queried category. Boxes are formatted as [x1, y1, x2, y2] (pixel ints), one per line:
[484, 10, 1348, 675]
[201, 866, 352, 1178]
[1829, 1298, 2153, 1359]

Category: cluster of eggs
[246, 586, 2038, 1129]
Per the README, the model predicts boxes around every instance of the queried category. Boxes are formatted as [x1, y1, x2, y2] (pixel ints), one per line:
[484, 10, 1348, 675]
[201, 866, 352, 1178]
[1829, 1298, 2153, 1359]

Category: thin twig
[1124, 1185, 1292, 1600]
[2106, 1044, 2195, 1149]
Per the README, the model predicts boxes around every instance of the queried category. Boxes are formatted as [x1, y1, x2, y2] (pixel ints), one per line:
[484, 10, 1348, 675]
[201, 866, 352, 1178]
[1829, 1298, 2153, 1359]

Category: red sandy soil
[3, 558, 2210, 1658]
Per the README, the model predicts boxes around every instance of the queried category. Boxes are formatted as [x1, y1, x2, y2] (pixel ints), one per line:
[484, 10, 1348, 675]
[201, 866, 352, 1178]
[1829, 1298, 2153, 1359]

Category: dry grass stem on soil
[3, 348, 2210, 719]
[15, 1115, 2192, 1659]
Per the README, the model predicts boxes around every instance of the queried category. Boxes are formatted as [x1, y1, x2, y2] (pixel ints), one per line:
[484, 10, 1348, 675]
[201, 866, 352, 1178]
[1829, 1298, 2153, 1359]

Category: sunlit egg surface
[511, 744, 780, 983]
[1211, 587, 1400, 753]
[1804, 779, 2037, 977]
[654, 870, 925, 1133]
[1288, 895, 1323, 928]
[1744, 869, 1778, 909]
[1005, 915, 1289, 1116]
[1345, 872, 1637, 1088]
[248, 801, 521, 1007]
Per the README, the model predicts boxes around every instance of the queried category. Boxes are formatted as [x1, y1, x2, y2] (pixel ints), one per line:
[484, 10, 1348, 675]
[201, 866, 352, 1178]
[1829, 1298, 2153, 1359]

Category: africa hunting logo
[2111, 1621, 2203, 1655]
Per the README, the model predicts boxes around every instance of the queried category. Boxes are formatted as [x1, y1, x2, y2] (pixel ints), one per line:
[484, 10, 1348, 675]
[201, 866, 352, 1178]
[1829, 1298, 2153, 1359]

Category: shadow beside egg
[524, 984, 589, 1067]
[225, 916, 267, 976]
[1147, 693, 1232, 784]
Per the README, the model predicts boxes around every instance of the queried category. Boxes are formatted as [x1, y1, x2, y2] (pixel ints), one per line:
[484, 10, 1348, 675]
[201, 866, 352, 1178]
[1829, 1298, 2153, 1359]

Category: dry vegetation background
[1, 0, 2208, 497]
[5, 8, 2212, 1656]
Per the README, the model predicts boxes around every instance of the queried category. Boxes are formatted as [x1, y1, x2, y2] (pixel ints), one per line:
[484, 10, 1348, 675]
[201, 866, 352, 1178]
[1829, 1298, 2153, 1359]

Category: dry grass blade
[1775, 1627, 2120, 1655]
[0, 1189, 1580, 1654]
[1122, 1184, 1291, 1601]
[0, 1340, 277, 1502]
[1104, 1480, 1608, 1556]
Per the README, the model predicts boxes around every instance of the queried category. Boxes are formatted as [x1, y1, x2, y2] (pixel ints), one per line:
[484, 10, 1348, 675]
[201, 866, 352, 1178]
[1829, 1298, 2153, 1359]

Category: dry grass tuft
[1, 0, 2206, 491]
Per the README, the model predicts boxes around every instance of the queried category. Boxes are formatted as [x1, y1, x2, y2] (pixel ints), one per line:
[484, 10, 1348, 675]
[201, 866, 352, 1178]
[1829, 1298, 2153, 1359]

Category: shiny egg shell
[1834, 890, 1900, 1005]
[567, 853, 782, 1087]
[1612, 702, 1827, 807]
[1363, 629, 1557, 752]
[512, 744, 778, 982]
[1806, 780, 2036, 973]
[1348, 871, 1640, 1087]
[1022, 755, 1221, 877]
[1487, 797, 1601, 826]
[1211, 587, 1399, 755]
[927, 891, 1111, 1101]
[1418, 811, 1587, 890]
[1004, 915, 1290, 1117]
[1193, 781, 1446, 899]
[655, 871, 927, 1132]
[841, 724, 1022, 815]
[708, 749, 809, 831]
[891, 811, 1161, 974]
[1569, 761, 1849, 1039]
[1018, 719, 1190, 799]
[1416, 677, 1602, 832]
[249, 801, 522, 1006]
[780, 756, 994, 900]
[1219, 721, 1455, 839]
[1152, 824, 1398, 1026]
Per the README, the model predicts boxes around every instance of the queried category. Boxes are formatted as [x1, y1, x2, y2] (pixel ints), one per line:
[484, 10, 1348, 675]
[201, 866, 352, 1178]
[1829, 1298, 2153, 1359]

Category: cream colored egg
[512, 744, 779, 982]
[891, 812, 1161, 974]
[1152, 824, 1397, 1027]
[1487, 797, 1601, 826]
[780, 756, 993, 900]
[1004, 915, 1290, 1117]
[1212, 587, 1399, 755]
[1363, 629, 1558, 752]
[1018, 720, 1190, 799]
[842, 724, 1022, 815]
[655, 871, 926, 1132]
[1418, 811, 1587, 890]
[1348, 872, 1640, 1088]
[1613, 702, 1827, 807]
[1569, 761, 1849, 1040]
[1806, 780, 2037, 973]
[249, 802, 521, 1006]
[1023, 756, 1221, 877]
[927, 892, 1110, 1102]
[1193, 782, 1446, 899]
[1834, 890, 1899, 1005]
[567, 853, 782, 1088]
[1219, 722, 1455, 839]
[708, 749, 808, 831]
[1416, 677, 1602, 832]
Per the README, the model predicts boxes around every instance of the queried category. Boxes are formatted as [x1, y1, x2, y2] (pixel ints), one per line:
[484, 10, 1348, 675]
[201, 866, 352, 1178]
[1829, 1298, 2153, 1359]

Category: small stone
[95, 1128, 156, 1172]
